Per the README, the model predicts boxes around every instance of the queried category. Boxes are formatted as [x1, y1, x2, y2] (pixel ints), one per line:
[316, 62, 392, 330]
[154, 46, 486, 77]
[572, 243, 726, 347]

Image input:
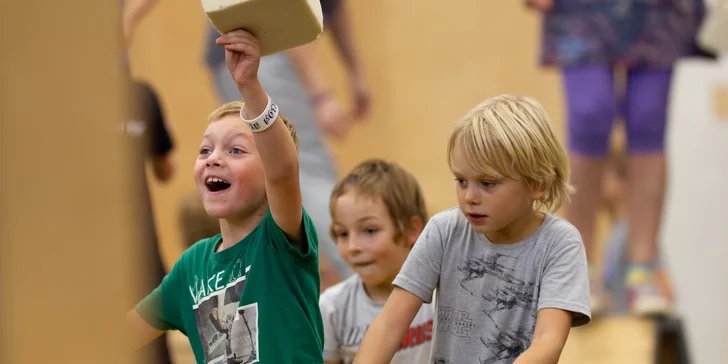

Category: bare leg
[623, 152, 670, 315]
[565, 155, 608, 262]
[561, 66, 617, 315]
[626, 153, 666, 264]
[560, 65, 616, 261]
[622, 68, 673, 315]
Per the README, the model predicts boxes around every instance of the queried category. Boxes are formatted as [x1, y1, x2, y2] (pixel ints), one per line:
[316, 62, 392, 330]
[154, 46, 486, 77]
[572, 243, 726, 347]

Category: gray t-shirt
[393, 207, 591, 364]
[320, 274, 435, 363]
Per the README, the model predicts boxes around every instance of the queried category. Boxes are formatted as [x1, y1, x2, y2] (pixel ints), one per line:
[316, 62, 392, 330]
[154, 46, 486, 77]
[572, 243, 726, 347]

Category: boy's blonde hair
[208, 101, 299, 150]
[329, 159, 428, 241]
[447, 95, 573, 212]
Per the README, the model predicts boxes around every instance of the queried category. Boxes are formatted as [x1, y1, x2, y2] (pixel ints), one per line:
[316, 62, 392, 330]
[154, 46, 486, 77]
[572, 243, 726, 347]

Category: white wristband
[240, 94, 279, 132]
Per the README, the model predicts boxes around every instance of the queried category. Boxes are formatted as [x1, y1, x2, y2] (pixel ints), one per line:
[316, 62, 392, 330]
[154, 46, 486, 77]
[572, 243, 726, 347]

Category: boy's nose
[206, 154, 226, 168]
[464, 187, 479, 204]
[346, 237, 364, 254]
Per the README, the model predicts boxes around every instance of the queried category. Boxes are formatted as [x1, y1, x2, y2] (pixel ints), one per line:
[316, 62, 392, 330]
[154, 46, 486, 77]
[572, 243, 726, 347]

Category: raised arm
[287, 42, 328, 100]
[353, 287, 424, 363]
[288, 42, 353, 139]
[122, 0, 159, 46]
[217, 30, 303, 241]
[328, 1, 371, 119]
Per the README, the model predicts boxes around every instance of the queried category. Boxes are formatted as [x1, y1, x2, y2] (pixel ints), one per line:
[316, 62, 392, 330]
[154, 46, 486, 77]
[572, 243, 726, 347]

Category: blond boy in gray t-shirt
[354, 95, 591, 364]
[320, 159, 435, 364]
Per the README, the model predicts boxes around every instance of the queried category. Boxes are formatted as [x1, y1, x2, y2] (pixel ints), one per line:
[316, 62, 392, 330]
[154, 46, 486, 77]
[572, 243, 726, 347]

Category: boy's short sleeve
[392, 217, 446, 303]
[264, 207, 318, 262]
[537, 229, 591, 327]
[135, 257, 185, 332]
[318, 290, 340, 361]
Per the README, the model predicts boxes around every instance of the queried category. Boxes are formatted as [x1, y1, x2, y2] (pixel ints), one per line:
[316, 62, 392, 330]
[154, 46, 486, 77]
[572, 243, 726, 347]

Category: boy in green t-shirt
[127, 30, 324, 364]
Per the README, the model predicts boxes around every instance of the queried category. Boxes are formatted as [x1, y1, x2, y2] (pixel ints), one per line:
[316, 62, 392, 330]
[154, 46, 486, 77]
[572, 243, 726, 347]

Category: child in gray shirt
[321, 159, 436, 364]
[354, 95, 591, 364]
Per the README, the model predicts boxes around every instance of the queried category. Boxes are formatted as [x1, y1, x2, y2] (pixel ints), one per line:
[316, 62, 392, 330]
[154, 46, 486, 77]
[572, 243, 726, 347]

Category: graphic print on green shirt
[136, 208, 324, 364]
[193, 265, 257, 363]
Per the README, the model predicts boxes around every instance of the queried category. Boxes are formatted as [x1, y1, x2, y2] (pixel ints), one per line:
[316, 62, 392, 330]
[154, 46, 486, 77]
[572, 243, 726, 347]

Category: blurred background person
[598, 141, 675, 314]
[121, 73, 177, 364]
[121, 2, 177, 362]
[528, 0, 709, 317]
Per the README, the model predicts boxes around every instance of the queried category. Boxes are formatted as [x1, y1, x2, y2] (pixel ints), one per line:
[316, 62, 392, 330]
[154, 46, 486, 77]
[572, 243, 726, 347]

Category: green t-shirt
[136, 208, 323, 364]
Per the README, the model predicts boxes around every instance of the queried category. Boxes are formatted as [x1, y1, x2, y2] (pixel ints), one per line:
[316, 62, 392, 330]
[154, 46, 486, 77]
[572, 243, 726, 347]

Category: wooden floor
[560, 316, 657, 364]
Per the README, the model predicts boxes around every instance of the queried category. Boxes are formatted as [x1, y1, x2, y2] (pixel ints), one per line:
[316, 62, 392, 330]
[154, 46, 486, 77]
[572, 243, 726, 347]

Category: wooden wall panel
[0, 1, 135, 363]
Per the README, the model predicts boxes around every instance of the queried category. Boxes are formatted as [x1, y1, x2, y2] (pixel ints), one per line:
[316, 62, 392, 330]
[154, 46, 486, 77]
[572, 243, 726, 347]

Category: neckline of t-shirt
[209, 231, 255, 263]
[355, 276, 387, 308]
[475, 212, 552, 250]
[209, 211, 269, 262]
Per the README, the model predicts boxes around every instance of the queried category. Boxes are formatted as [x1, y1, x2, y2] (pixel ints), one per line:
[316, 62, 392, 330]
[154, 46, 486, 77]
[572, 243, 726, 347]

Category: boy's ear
[406, 216, 425, 247]
[531, 182, 548, 201]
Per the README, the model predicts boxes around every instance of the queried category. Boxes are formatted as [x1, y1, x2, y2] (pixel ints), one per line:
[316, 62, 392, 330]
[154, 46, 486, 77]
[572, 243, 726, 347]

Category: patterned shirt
[540, 0, 706, 68]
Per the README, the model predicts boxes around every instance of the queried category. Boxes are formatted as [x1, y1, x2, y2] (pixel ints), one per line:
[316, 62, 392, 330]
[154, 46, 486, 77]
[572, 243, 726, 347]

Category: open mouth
[468, 213, 487, 221]
[206, 177, 231, 192]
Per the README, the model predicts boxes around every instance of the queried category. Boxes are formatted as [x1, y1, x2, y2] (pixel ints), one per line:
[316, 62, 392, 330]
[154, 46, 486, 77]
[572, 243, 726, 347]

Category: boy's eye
[480, 181, 495, 188]
[364, 228, 379, 234]
[231, 147, 243, 154]
[335, 231, 348, 238]
[199, 147, 212, 155]
[455, 178, 467, 187]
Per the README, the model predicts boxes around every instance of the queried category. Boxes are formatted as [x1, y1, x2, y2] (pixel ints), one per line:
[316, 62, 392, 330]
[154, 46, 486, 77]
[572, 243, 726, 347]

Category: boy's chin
[204, 203, 252, 220]
[471, 224, 495, 235]
[203, 205, 233, 219]
[357, 270, 390, 287]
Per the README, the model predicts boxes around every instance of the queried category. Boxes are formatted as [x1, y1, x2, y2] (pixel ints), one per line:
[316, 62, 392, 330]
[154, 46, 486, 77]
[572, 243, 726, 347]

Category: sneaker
[626, 265, 671, 316]
[627, 282, 671, 316]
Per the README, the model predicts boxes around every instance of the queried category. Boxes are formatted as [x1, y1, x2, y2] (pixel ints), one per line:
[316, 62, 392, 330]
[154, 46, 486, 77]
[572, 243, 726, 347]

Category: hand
[314, 94, 354, 140]
[216, 29, 261, 91]
[350, 74, 371, 120]
[527, 0, 553, 12]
